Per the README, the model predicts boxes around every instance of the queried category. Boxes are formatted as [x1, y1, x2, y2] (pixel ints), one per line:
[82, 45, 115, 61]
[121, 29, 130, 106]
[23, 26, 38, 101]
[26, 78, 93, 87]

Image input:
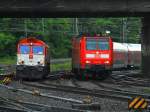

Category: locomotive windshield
[98, 39, 109, 50]
[20, 45, 30, 54]
[86, 38, 109, 50]
[33, 46, 44, 55]
[86, 40, 97, 50]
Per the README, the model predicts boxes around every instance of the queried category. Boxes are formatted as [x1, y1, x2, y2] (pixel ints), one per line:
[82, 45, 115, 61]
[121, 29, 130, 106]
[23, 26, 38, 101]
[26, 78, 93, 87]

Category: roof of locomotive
[85, 36, 111, 39]
[18, 37, 48, 47]
[73, 35, 112, 40]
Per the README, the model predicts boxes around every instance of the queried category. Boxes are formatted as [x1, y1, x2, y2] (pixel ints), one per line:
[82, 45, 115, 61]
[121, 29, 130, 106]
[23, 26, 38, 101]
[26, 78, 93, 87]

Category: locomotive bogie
[16, 65, 50, 80]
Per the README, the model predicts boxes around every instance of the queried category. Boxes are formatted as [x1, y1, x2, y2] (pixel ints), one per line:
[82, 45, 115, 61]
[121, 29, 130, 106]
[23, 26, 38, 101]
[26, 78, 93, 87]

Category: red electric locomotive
[72, 34, 141, 79]
[16, 37, 50, 80]
[72, 34, 113, 78]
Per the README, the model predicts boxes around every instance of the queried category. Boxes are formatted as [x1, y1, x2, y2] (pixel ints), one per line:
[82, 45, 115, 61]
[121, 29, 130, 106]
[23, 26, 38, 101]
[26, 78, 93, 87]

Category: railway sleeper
[72, 103, 101, 111]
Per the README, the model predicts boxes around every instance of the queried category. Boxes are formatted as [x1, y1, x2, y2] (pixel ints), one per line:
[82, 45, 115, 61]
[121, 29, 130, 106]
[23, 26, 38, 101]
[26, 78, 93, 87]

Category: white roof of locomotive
[113, 42, 128, 51]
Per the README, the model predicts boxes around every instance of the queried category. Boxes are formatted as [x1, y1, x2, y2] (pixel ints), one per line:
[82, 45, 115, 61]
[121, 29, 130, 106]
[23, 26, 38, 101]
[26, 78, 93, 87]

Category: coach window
[86, 39, 97, 50]
[20, 45, 30, 54]
[33, 46, 44, 55]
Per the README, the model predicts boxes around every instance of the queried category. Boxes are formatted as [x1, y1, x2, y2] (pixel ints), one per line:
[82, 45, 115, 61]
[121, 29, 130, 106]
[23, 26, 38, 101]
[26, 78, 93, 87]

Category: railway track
[1, 66, 149, 89]
[0, 96, 84, 112]
[110, 71, 150, 87]
[0, 83, 102, 111]
[88, 69, 148, 87]
[22, 80, 150, 104]
[1, 69, 150, 111]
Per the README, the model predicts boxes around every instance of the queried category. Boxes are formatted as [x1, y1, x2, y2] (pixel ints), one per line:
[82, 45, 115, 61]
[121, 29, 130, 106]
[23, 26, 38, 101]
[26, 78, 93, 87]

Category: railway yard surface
[0, 64, 150, 112]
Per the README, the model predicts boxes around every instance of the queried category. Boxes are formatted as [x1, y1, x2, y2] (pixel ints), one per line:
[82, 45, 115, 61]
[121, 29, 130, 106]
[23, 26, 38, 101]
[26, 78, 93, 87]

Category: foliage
[51, 61, 71, 71]
[0, 33, 16, 57]
[0, 56, 16, 65]
[0, 18, 141, 58]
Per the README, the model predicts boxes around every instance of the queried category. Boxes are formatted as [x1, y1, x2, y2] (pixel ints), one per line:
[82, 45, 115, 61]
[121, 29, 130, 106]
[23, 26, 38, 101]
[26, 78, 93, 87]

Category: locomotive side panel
[72, 37, 81, 72]
[45, 47, 50, 73]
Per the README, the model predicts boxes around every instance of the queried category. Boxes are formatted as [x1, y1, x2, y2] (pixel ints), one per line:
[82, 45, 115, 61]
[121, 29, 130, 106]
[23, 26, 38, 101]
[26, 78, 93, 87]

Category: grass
[0, 56, 71, 71]
[51, 61, 71, 72]
[0, 56, 16, 65]
[0, 68, 4, 74]
[143, 88, 150, 94]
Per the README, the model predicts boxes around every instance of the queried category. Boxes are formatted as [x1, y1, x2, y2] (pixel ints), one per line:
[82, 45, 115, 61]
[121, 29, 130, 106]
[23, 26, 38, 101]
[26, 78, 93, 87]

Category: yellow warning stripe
[5, 78, 8, 82]
[2, 77, 7, 83]
[5, 78, 9, 82]
[129, 96, 141, 109]
[141, 102, 147, 109]
[134, 98, 145, 109]
[1, 77, 11, 84]
[6, 77, 11, 83]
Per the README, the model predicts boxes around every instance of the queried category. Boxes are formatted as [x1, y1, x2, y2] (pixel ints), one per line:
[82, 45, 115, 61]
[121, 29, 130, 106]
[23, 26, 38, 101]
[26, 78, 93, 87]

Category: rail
[22, 81, 150, 104]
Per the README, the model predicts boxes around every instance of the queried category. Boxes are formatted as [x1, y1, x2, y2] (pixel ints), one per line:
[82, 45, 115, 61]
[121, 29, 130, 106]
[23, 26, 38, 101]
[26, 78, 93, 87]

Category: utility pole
[122, 18, 127, 43]
[75, 18, 79, 35]
[42, 18, 45, 33]
[24, 19, 28, 37]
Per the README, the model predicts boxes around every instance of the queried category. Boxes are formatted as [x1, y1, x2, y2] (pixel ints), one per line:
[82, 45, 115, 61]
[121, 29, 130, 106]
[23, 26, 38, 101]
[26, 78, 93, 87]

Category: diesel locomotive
[16, 37, 50, 80]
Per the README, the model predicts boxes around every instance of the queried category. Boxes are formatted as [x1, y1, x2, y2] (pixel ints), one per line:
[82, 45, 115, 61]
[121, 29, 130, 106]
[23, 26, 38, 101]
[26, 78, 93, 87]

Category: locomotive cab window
[86, 39, 97, 50]
[20, 45, 30, 54]
[86, 38, 109, 50]
[33, 46, 44, 55]
[98, 39, 109, 50]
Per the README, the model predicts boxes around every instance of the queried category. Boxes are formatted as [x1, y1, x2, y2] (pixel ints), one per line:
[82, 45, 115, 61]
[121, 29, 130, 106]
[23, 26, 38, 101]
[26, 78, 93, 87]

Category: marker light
[106, 30, 110, 34]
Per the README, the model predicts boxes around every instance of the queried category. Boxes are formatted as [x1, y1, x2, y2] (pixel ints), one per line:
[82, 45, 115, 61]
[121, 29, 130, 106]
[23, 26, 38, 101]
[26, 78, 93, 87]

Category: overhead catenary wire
[0, 18, 141, 42]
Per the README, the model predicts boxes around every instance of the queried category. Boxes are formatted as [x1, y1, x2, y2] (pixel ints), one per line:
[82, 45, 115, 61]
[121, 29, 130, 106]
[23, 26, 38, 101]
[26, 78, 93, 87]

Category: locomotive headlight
[40, 60, 44, 65]
[104, 61, 110, 64]
[19, 60, 24, 64]
[86, 54, 95, 58]
[86, 60, 91, 64]
[100, 54, 109, 58]
[37, 60, 44, 65]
